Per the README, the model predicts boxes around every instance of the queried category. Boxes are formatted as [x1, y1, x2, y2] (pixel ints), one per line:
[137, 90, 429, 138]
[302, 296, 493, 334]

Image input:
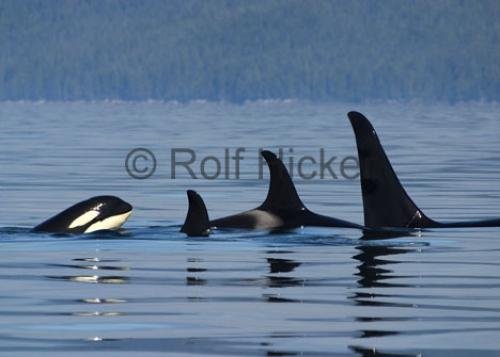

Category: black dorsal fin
[259, 150, 306, 212]
[181, 190, 211, 236]
[347, 111, 437, 228]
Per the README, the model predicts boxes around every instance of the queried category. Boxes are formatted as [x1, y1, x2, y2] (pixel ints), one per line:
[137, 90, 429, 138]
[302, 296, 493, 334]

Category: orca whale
[181, 190, 211, 237]
[33, 196, 133, 234]
[348, 111, 500, 229]
[181, 150, 363, 236]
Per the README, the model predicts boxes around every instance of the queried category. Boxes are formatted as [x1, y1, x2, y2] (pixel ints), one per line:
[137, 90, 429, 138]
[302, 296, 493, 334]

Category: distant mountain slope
[0, 0, 499, 102]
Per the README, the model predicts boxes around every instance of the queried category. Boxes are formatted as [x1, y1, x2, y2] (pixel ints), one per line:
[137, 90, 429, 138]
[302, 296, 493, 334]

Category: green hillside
[0, 0, 499, 102]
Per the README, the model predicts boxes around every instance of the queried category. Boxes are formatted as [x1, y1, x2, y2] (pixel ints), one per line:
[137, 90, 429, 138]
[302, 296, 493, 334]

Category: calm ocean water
[1, 101, 500, 355]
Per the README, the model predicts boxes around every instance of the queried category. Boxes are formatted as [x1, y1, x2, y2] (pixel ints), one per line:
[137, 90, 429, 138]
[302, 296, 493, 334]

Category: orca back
[259, 150, 361, 229]
[181, 150, 363, 233]
[33, 200, 93, 234]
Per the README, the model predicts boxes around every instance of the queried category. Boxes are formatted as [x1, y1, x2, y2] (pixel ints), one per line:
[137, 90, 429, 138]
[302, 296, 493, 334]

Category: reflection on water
[353, 245, 413, 289]
[79, 298, 126, 304]
[263, 256, 304, 289]
[263, 255, 303, 303]
[350, 345, 419, 356]
[2, 227, 500, 354]
[186, 257, 207, 286]
[47, 255, 130, 344]
[49, 264, 128, 271]
[47, 256, 129, 284]
[267, 258, 301, 274]
[351, 242, 417, 352]
[349, 238, 500, 355]
[47, 275, 129, 284]
[75, 311, 125, 317]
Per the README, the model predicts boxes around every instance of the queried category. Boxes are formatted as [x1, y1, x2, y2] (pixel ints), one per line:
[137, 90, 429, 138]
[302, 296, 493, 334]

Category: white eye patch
[69, 210, 101, 229]
[84, 211, 132, 233]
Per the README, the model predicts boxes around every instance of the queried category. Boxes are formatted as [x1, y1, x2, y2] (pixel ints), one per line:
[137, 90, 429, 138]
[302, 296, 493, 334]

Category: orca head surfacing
[347, 111, 438, 229]
[33, 196, 133, 234]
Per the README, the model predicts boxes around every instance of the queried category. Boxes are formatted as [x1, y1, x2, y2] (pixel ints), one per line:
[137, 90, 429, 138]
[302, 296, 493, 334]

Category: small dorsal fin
[347, 111, 436, 228]
[181, 190, 211, 236]
[259, 150, 306, 212]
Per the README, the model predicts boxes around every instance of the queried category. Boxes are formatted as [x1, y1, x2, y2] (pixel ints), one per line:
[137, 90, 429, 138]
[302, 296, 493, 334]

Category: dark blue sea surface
[1, 101, 500, 355]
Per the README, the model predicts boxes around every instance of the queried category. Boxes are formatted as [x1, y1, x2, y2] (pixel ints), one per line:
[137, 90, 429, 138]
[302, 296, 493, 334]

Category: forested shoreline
[1, 0, 499, 102]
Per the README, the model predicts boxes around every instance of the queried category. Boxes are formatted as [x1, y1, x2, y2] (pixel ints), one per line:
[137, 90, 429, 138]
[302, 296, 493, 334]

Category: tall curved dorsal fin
[181, 190, 211, 236]
[347, 111, 437, 228]
[259, 150, 306, 212]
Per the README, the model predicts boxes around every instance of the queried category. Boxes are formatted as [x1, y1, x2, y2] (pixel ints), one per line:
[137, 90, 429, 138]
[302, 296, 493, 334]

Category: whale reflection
[353, 245, 412, 289]
[73, 311, 124, 317]
[262, 255, 303, 304]
[49, 263, 128, 271]
[263, 255, 303, 289]
[350, 345, 420, 356]
[350, 241, 423, 354]
[79, 298, 127, 304]
[183, 254, 304, 290]
[42, 256, 131, 323]
[46, 256, 129, 284]
[267, 258, 301, 274]
[186, 257, 207, 286]
[47, 275, 129, 284]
